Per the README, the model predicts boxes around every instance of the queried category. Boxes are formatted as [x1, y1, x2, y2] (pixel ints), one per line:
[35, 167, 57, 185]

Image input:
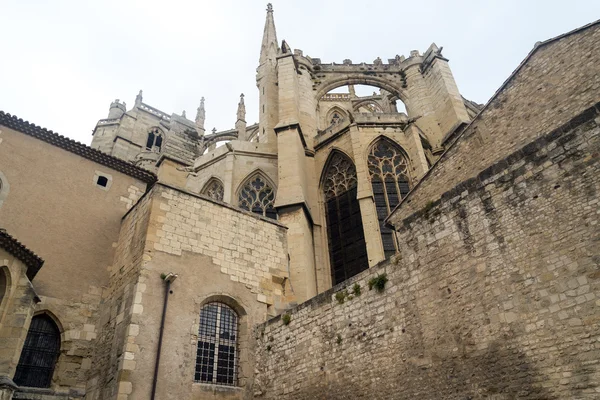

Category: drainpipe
[150, 273, 177, 400]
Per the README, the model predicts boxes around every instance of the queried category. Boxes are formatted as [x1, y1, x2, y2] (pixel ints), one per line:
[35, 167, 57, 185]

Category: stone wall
[0, 125, 148, 396]
[393, 22, 600, 222]
[0, 251, 38, 399]
[92, 184, 292, 399]
[252, 104, 600, 399]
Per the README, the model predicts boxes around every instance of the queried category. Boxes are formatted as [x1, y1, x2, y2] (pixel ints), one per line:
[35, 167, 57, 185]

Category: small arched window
[367, 138, 411, 258]
[238, 174, 277, 219]
[0, 267, 8, 309]
[146, 128, 163, 152]
[201, 179, 224, 202]
[14, 314, 61, 388]
[195, 302, 238, 386]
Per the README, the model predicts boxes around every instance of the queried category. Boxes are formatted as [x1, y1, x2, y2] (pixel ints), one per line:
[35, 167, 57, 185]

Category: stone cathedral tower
[1, 4, 598, 400]
[89, 3, 480, 303]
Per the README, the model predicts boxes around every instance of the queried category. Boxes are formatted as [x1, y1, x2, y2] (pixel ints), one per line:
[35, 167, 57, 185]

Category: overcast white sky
[1, 1, 599, 145]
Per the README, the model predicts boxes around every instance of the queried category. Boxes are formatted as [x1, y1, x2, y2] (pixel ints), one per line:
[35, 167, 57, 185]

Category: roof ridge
[0, 111, 157, 185]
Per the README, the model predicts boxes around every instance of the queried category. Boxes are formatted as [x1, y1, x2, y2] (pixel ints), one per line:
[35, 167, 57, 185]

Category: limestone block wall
[0, 253, 38, 381]
[394, 22, 600, 222]
[87, 191, 153, 400]
[97, 184, 291, 400]
[253, 108, 600, 399]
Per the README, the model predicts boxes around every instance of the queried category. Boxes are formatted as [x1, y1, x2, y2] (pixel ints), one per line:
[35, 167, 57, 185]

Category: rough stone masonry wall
[395, 22, 600, 221]
[253, 106, 600, 399]
[86, 191, 153, 400]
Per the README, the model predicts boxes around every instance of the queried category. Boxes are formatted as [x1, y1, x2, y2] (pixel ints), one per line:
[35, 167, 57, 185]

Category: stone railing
[321, 93, 352, 101]
[96, 118, 120, 126]
[138, 103, 171, 121]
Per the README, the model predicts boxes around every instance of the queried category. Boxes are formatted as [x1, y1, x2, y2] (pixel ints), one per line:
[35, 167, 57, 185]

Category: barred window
[238, 174, 277, 219]
[146, 128, 163, 151]
[195, 303, 238, 386]
[367, 138, 411, 258]
[14, 314, 61, 388]
[202, 179, 224, 202]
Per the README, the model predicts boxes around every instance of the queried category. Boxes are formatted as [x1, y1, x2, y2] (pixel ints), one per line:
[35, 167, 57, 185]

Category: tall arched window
[367, 138, 411, 258]
[0, 267, 8, 310]
[238, 174, 277, 219]
[323, 152, 369, 285]
[195, 302, 238, 386]
[14, 314, 61, 388]
[146, 128, 163, 152]
[201, 178, 224, 202]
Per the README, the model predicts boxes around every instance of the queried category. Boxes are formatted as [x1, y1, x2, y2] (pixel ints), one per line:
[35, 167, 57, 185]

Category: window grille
[238, 175, 277, 219]
[14, 314, 60, 388]
[195, 303, 238, 386]
[202, 179, 224, 202]
[146, 128, 163, 151]
[323, 152, 369, 285]
[367, 138, 411, 258]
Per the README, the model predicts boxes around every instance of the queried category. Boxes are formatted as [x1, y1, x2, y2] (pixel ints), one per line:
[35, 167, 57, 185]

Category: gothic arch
[236, 170, 277, 219]
[0, 265, 11, 318]
[320, 150, 368, 285]
[201, 177, 225, 202]
[315, 76, 408, 105]
[324, 106, 348, 128]
[145, 126, 165, 152]
[353, 99, 384, 113]
[319, 148, 355, 189]
[366, 136, 412, 258]
[33, 309, 65, 334]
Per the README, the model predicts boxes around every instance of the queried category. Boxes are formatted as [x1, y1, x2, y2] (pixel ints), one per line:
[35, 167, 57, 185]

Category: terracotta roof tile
[0, 229, 44, 280]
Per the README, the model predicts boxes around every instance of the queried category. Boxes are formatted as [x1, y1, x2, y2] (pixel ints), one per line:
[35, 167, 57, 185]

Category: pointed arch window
[368, 138, 411, 258]
[195, 302, 238, 386]
[202, 179, 224, 202]
[323, 152, 368, 285]
[146, 128, 163, 152]
[14, 314, 61, 388]
[238, 174, 277, 219]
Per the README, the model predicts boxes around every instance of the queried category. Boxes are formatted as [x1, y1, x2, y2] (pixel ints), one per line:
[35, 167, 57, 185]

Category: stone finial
[182, 110, 187, 118]
[212, 128, 217, 134]
[373, 57, 383, 66]
[196, 97, 206, 129]
[281, 40, 291, 54]
[343, 59, 352, 65]
[135, 90, 143, 106]
[267, 3, 273, 12]
[410, 50, 420, 57]
[237, 93, 246, 121]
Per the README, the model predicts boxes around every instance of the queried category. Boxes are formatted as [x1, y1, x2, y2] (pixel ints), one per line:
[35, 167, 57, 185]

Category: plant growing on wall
[352, 283, 361, 296]
[368, 273, 388, 293]
[335, 290, 349, 304]
[282, 313, 291, 326]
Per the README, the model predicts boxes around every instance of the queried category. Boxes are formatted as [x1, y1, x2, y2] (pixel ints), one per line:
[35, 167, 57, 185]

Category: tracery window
[238, 174, 277, 219]
[323, 152, 368, 285]
[357, 102, 384, 113]
[368, 138, 411, 258]
[14, 314, 61, 388]
[202, 179, 224, 202]
[146, 128, 163, 152]
[330, 112, 342, 126]
[195, 302, 238, 386]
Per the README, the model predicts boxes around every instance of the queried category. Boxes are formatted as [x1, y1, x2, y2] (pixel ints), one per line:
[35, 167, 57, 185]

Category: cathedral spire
[259, 3, 279, 65]
[195, 97, 205, 129]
